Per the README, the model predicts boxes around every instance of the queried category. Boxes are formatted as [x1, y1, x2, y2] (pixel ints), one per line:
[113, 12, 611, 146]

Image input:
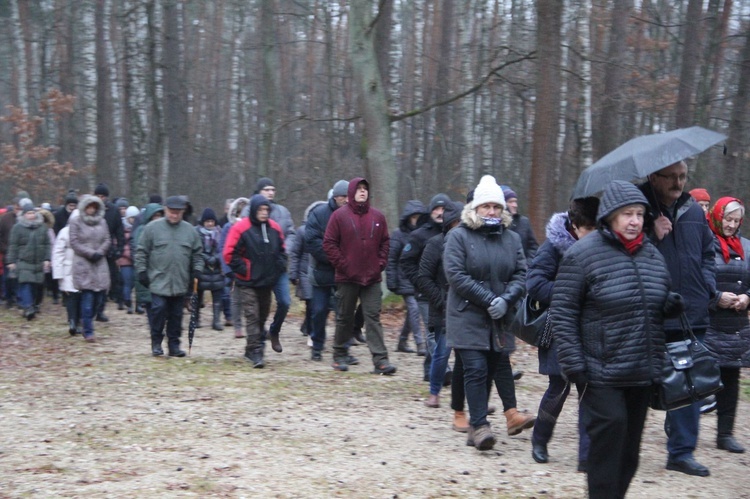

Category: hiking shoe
[169, 349, 186, 358]
[311, 349, 322, 361]
[331, 359, 349, 372]
[372, 361, 397, 375]
[472, 424, 496, 451]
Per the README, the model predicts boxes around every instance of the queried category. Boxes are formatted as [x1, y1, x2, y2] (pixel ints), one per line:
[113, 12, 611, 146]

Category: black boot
[69, 319, 79, 335]
[397, 338, 415, 353]
[151, 338, 164, 356]
[718, 414, 745, 453]
[212, 302, 224, 331]
[125, 300, 133, 314]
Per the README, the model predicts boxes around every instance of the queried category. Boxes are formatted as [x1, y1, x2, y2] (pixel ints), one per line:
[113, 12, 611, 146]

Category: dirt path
[1, 299, 749, 498]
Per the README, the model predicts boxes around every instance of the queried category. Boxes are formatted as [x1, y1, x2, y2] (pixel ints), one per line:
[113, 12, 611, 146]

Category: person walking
[552, 180, 680, 498]
[135, 196, 204, 357]
[68, 195, 111, 342]
[223, 194, 287, 368]
[131, 203, 164, 329]
[527, 197, 599, 471]
[689, 188, 711, 215]
[117, 206, 139, 314]
[387, 200, 428, 354]
[93, 183, 124, 322]
[6, 201, 51, 320]
[443, 175, 531, 450]
[323, 177, 395, 374]
[304, 180, 348, 360]
[52, 210, 81, 335]
[196, 208, 226, 331]
[53, 190, 78, 235]
[0, 197, 24, 308]
[704, 197, 750, 454]
[219, 197, 250, 338]
[640, 160, 717, 477]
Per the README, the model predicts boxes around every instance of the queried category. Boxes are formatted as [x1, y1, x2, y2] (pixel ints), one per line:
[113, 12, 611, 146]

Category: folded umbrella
[188, 278, 199, 355]
[572, 126, 726, 199]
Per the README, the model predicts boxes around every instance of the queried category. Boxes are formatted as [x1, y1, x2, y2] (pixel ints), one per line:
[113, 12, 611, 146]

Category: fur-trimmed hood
[17, 210, 44, 229]
[460, 203, 512, 230]
[227, 197, 249, 225]
[304, 201, 327, 223]
[78, 195, 105, 226]
[546, 212, 577, 254]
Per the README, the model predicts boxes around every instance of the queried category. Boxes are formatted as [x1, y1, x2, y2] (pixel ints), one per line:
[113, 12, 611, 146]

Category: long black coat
[444, 206, 526, 350]
[387, 200, 427, 295]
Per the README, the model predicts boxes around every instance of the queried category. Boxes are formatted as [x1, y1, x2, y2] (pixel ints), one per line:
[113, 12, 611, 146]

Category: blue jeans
[400, 295, 424, 345]
[120, 266, 134, 304]
[665, 329, 704, 461]
[18, 282, 36, 310]
[151, 294, 185, 352]
[457, 348, 503, 427]
[418, 300, 436, 378]
[269, 272, 291, 335]
[429, 327, 451, 395]
[310, 285, 334, 351]
[80, 289, 103, 338]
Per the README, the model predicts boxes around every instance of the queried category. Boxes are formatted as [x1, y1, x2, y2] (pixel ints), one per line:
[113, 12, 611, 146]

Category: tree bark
[675, 0, 704, 127]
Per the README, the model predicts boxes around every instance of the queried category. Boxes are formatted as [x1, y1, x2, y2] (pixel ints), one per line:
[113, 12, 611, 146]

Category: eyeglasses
[653, 172, 688, 183]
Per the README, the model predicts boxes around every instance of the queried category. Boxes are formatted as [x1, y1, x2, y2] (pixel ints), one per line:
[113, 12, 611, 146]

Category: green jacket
[132, 204, 163, 303]
[7, 212, 51, 284]
[135, 217, 204, 297]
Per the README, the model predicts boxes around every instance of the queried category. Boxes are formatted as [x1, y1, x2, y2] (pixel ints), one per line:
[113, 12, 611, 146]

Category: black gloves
[566, 371, 588, 386]
[192, 271, 202, 282]
[138, 271, 150, 288]
[90, 252, 103, 263]
[663, 292, 685, 318]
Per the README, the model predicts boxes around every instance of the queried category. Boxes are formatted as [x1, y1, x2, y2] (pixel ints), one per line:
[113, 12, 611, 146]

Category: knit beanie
[115, 198, 129, 209]
[255, 177, 275, 193]
[94, 183, 110, 197]
[149, 194, 163, 204]
[502, 187, 518, 201]
[125, 206, 140, 218]
[429, 193, 451, 212]
[332, 179, 349, 198]
[64, 190, 78, 205]
[689, 188, 710, 203]
[470, 175, 505, 209]
[200, 207, 218, 224]
[20, 199, 35, 214]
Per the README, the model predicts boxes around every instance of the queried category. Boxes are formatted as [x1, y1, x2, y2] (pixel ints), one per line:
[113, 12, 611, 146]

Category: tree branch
[365, 0, 389, 36]
[389, 51, 537, 122]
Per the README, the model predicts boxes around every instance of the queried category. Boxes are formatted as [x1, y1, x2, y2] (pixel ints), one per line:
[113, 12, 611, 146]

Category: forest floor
[1, 296, 749, 498]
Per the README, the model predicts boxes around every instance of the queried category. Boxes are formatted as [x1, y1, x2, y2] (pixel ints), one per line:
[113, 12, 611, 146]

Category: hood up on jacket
[399, 200, 428, 232]
[546, 212, 577, 254]
[227, 197, 250, 225]
[17, 209, 44, 229]
[597, 180, 651, 227]
[249, 194, 271, 223]
[303, 200, 327, 223]
[78, 195, 106, 226]
[347, 177, 370, 214]
[442, 201, 464, 233]
[142, 203, 165, 224]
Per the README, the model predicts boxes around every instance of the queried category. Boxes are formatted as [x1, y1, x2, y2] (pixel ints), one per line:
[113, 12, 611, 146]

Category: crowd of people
[1, 163, 748, 498]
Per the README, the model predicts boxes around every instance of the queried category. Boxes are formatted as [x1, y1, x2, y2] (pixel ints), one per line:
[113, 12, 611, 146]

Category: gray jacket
[69, 196, 111, 292]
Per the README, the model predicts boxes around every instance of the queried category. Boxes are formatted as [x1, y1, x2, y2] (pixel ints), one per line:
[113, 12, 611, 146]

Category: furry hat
[470, 175, 505, 209]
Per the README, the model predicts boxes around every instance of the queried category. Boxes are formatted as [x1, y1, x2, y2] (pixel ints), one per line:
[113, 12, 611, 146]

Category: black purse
[510, 295, 551, 347]
[651, 313, 723, 411]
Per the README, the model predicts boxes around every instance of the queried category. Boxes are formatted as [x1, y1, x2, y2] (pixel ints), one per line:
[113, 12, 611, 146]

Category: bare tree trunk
[722, 24, 750, 197]
[96, 0, 116, 186]
[529, 0, 563, 238]
[675, 0, 704, 127]
[258, 0, 279, 178]
[348, 0, 398, 225]
[434, 0, 455, 196]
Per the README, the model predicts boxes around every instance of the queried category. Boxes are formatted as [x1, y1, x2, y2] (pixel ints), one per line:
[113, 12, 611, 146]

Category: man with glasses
[641, 160, 717, 477]
[250, 177, 296, 354]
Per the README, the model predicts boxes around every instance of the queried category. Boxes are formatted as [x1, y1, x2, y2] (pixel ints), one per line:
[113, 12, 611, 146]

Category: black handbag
[510, 295, 550, 347]
[651, 313, 723, 411]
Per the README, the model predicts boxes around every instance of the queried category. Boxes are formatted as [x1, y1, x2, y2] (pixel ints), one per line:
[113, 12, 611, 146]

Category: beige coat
[69, 196, 111, 292]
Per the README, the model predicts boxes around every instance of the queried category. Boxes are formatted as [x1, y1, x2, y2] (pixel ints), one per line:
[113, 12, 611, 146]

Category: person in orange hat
[690, 188, 711, 215]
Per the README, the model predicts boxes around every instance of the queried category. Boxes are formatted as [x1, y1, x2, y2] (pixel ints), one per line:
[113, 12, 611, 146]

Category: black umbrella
[572, 126, 726, 199]
[188, 278, 199, 355]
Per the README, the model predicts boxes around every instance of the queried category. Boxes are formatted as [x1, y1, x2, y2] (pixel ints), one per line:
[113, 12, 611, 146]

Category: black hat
[149, 194, 163, 204]
[64, 190, 78, 205]
[255, 177, 275, 193]
[94, 183, 110, 197]
[200, 207, 217, 224]
[429, 193, 451, 212]
[165, 196, 188, 210]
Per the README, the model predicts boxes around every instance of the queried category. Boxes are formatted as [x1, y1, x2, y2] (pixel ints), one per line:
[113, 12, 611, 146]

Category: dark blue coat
[387, 200, 428, 295]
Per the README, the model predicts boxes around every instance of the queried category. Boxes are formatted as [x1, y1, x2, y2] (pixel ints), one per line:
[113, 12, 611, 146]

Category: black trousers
[582, 385, 651, 499]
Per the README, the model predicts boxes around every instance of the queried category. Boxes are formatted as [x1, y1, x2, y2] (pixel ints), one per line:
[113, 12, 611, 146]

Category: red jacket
[323, 177, 389, 286]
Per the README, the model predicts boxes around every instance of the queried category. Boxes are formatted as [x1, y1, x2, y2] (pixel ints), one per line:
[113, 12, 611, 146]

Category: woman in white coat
[52, 210, 81, 335]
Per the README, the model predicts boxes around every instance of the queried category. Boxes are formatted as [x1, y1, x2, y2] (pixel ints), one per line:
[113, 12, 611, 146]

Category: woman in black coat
[443, 175, 532, 451]
[704, 197, 750, 454]
[551, 180, 678, 498]
[196, 208, 226, 331]
[527, 197, 598, 470]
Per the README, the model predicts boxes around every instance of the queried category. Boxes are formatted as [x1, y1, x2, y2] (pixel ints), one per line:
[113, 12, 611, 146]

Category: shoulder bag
[510, 295, 551, 348]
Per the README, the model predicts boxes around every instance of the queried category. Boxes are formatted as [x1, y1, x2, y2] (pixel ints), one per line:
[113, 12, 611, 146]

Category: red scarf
[708, 197, 745, 263]
[615, 231, 645, 255]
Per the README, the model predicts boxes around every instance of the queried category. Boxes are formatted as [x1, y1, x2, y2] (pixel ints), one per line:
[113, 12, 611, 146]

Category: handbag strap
[678, 312, 699, 343]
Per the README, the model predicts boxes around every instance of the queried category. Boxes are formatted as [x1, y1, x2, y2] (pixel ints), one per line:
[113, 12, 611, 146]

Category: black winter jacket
[103, 200, 125, 260]
[444, 206, 526, 350]
[400, 220, 442, 296]
[705, 236, 750, 368]
[304, 197, 339, 287]
[417, 233, 448, 331]
[552, 181, 671, 387]
[510, 213, 539, 261]
[387, 200, 427, 295]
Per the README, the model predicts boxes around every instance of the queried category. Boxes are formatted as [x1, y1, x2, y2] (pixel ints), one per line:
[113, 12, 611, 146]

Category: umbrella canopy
[188, 278, 199, 355]
[572, 126, 726, 199]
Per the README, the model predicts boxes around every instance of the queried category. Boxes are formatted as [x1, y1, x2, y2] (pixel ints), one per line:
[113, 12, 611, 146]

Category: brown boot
[453, 411, 469, 433]
[471, 424, 496, 451]
[505, 408, 536, 436]
[424, 394, 440, 408]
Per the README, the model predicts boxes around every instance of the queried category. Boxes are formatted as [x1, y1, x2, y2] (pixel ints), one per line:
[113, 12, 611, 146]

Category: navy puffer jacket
[387, 200, 428, 295]
[705, 236, 750, 368]
[551, 181, 671, 387]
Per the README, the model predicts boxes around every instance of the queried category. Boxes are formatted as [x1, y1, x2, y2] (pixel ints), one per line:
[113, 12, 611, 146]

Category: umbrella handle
[193, 278, 198, 294]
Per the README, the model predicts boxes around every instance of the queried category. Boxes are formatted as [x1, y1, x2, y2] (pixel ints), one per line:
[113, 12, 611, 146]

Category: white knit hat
[471, 175, 505, 209]
[125, 206, 140, 218]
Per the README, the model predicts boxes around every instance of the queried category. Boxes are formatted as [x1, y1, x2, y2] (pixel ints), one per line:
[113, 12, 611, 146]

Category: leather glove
[90, 252, 103, 263]
[138, 271, 150, 288]
[566, 371, 588, 386]
[663, 292, 685, 318]
[487, 297, 508, 319]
